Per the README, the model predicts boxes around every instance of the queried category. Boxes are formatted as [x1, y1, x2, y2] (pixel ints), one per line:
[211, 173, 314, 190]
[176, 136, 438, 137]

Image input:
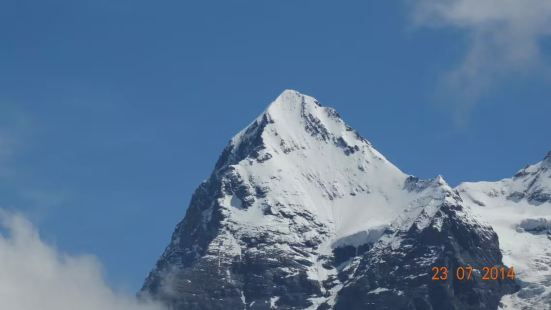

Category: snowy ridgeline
[141, 90, 551, 310]
[458, 154, 551, 310]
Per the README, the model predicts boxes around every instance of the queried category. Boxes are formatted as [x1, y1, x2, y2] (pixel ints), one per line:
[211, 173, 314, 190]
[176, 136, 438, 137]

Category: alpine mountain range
[140, 90, 551, 310]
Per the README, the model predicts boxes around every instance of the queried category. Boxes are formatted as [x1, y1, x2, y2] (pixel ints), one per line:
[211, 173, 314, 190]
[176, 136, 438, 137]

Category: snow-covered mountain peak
[433, 174, 449, 188]
[230, 89, 373, 154]
[457, 151, 551, 209]
[266, 90, 368, 148]
[437, 174, 447, 182]
[214, 90, 413, 239]
[266, 89, 321, 115]
[209, 91, 470, 246]
[217, 89, 379, 171]
[142, 90, 523, 310]
[514, 152, 551, 177]
[403, 174, 452, 194]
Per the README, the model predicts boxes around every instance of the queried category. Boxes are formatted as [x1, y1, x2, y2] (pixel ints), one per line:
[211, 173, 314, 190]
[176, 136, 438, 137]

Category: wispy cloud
[410, 0, 551, 123]
[0, 210, 166, 310]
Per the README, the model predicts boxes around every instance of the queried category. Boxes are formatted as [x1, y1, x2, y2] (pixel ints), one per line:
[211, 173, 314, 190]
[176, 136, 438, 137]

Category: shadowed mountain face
[335, 194, 518, 310]
[140, 90, 536, 310]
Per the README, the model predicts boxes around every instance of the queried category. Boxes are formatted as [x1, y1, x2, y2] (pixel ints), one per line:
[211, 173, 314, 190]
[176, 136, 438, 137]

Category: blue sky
[1, 0, 550, 292]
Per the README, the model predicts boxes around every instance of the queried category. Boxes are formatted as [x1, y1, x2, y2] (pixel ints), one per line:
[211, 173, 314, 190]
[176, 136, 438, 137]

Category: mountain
[141, 90, 527, 309]
[335, 178, 517, 310]
[458, 152, 551, 309]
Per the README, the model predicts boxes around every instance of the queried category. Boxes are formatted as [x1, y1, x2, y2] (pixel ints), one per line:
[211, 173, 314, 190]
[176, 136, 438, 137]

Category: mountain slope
[141, 90, 518, 310]
[458, 153, 551, 309]
[336, 178, 517, 310]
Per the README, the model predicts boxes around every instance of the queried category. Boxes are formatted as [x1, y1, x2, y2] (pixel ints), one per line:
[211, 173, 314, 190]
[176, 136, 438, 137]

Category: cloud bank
[0, 210, 165, 310]
[411, 0, 551, 119]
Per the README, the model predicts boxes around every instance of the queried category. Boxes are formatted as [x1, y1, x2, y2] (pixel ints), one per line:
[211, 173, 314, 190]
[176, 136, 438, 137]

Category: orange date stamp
[431, 266, 516, 281]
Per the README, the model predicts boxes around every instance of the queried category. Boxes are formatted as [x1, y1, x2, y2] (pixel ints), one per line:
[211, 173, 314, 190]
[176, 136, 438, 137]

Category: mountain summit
[141, 90, 528, 309]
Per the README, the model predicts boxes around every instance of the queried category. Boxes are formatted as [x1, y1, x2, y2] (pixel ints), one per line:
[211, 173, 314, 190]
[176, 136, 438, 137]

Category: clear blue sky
[1, 1, 550, 292]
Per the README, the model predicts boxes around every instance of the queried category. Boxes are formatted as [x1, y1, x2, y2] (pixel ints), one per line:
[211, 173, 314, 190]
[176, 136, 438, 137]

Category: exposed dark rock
[334, 200, 519, 310]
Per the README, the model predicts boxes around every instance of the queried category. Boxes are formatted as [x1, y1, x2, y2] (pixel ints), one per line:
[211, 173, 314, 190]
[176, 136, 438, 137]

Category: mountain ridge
[140, 90, 548, 309]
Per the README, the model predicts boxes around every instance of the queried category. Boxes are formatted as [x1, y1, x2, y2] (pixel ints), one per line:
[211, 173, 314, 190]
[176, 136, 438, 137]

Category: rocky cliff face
[140, 90, 532, 309]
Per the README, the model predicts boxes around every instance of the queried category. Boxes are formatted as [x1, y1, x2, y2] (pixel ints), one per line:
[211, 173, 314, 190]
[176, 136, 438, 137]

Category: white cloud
[411, 0, 551, 120]
[0, 210, 166, 310]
